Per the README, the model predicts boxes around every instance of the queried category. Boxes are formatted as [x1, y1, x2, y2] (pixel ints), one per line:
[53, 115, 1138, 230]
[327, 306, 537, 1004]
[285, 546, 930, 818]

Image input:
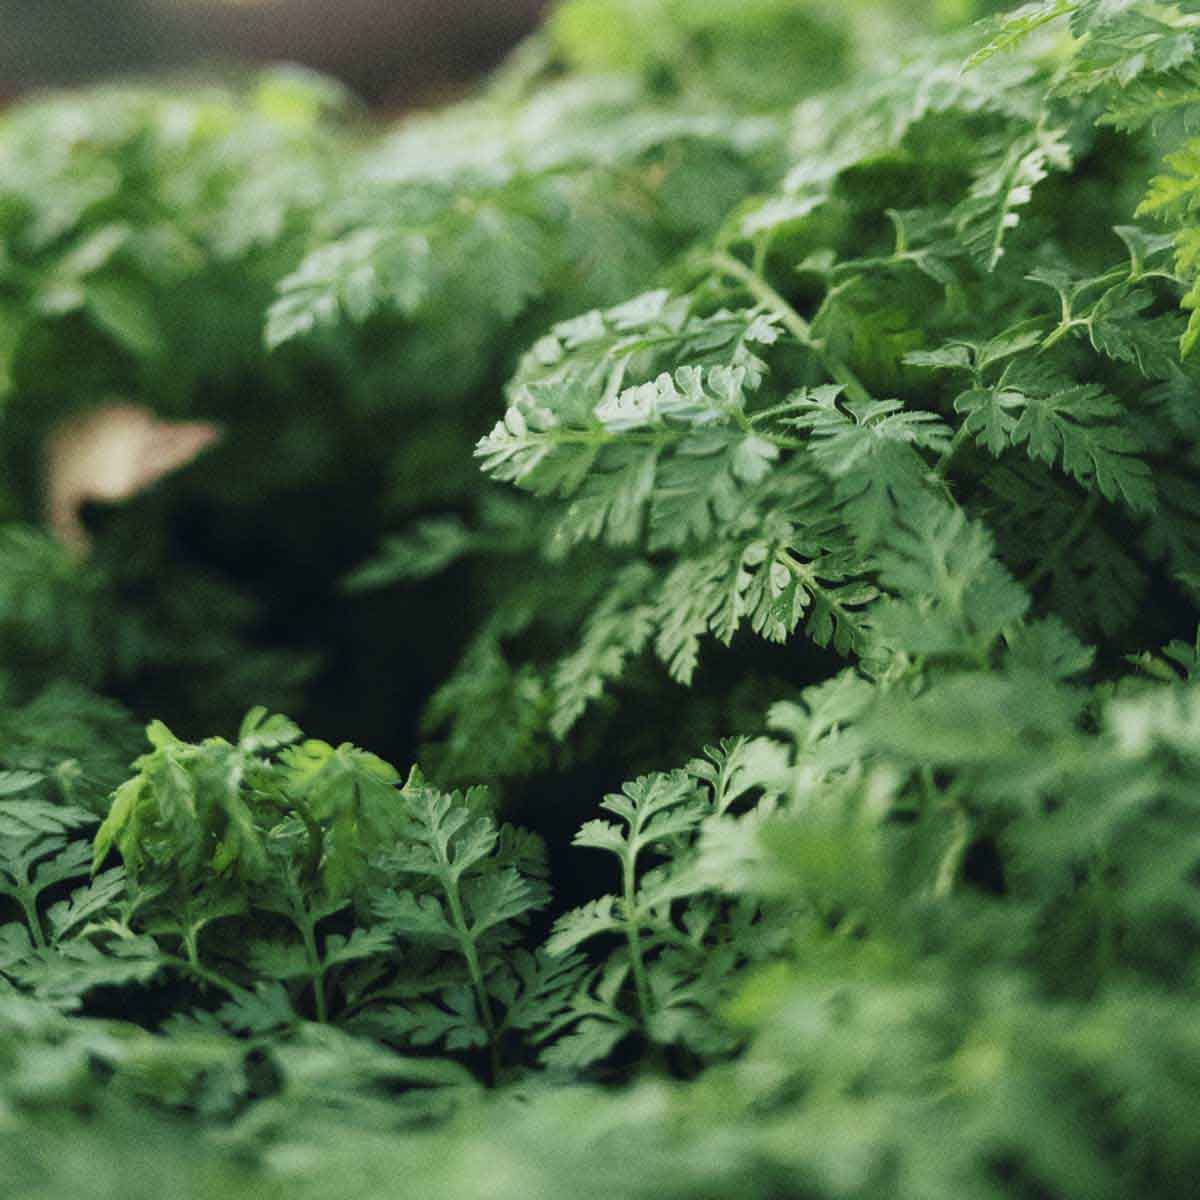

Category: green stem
[1040, 318, 1083, 351]
[643, 924, 703, 955]
[183, 926, 201, 968]
[523, 418, 805, 455]
[710, 252, 875, 407]
[21, 896, 47, 950]
[622, 852, 653, 1029]
[297, 914, 329, 1023]
[933, 806, 971, 899]
[530, 429, 670, 447]
[751, 233, 770, 277]
[446, 888, 495, 1031]
[713, 253, 814, 340]
[749, 400, 807, 425]
[443, 881, 501, 1080]
[934, 422, 973, 479]
[290, 795, 324, 882]
[781, 550, 867, 642]
[162, 954, 245, 999]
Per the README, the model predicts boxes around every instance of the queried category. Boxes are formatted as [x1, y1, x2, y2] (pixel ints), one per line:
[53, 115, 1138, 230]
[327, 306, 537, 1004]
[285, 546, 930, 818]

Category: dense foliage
[4, 1, 1200, 1196]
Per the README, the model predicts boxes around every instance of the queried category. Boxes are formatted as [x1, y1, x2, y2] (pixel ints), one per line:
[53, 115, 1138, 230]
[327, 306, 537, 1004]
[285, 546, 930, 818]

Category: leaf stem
[781, 549, 869, 645]
[934, 422, 973, 479]
[710, 252, 874, 407]
[1040, 318, 1083, 351]
[933, 806, 971, 898]
[443, 880, 501, 1081]
[289, 794, 324, 882]
[504, 414, 806, 456]
[621, 853, 654, 1029]
[296, 912, 329, 1023]
[21, 896, 47, 950]
[430, 817, 500, 1078]
[162, 954, 245, 999]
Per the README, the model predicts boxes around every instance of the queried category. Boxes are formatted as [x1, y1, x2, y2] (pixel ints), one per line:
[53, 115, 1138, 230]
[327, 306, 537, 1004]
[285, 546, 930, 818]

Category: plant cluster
[4, 2, 1200, 1197]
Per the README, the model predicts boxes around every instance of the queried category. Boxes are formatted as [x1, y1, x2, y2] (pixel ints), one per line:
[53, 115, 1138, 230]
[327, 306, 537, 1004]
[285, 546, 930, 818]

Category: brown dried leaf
[45, 402, 221, 555]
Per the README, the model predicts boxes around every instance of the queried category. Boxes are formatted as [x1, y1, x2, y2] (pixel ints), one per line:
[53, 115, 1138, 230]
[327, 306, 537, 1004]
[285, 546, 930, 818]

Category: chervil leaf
[785, 389, 949, 548]
[546, 897, 622, 956]
[374, 892, 457, 945]
[955, 127, 1073, 271]
[1009, 382, 1156, 512]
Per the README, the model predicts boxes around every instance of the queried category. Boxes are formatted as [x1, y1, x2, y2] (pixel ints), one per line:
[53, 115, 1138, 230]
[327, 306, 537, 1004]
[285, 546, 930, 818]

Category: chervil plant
[4, 1, 1200, 1197]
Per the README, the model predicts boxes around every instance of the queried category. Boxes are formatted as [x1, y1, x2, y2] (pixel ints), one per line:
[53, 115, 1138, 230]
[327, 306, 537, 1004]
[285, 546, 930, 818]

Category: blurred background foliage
[0, 0, 547, 107]
[1, 1, 1011, 106]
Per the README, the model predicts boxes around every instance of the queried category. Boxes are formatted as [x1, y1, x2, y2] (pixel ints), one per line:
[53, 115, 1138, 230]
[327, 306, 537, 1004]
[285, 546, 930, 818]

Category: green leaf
[322, 927, 396, 971]
[954, 386, 1025, 456]
[266, 230, 432, 348]
[1009, 383, 1156, 512]
[546, 897, 622, 956]
[550, 564, 656, 736]
[964, 1, 1076, 70]
[237, 708, 302, 754]
[84, 279, 164, 357]
[786, 389, 949, 548]
[360, 988, 488, 1051]
[374, 891, 457, 944]
[462, 868, 549, 937]
[955, 128, 1072, 272]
